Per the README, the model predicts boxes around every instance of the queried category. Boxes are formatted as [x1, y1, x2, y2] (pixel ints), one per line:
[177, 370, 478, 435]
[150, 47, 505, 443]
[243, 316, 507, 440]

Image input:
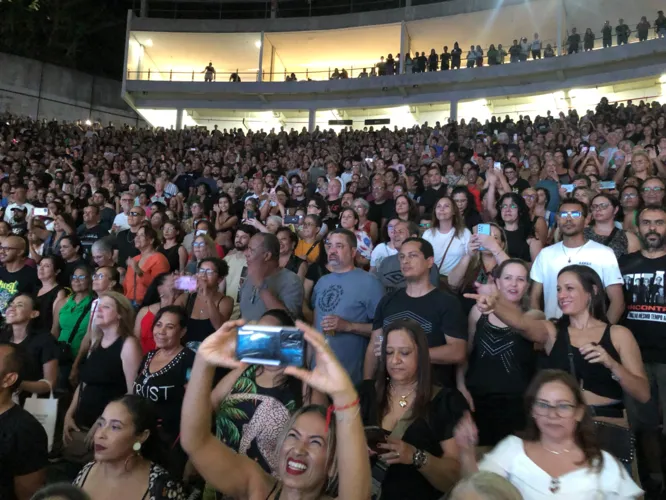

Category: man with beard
[224, 224, 258, 319]
[530, 199, 624, 322]
[620, 206, 666, 498]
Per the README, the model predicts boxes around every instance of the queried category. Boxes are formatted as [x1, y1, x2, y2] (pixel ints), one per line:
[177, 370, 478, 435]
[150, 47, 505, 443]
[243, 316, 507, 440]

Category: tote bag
[23, 380, 58, 452]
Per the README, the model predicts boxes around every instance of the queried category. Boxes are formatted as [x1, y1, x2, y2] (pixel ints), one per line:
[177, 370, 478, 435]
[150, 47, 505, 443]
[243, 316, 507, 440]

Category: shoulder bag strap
[601, 227, 620, 247]
[304, 240, 318, 258]
[67, 299, 93, 345]
[437, 232, 456, 272]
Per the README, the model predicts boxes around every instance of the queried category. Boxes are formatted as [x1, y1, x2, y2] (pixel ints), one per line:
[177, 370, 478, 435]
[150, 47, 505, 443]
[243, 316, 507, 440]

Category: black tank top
[184, 293, 223, 350]
[284, 254, 304, 275]
[76, 336, 127, 428]
[158, 244, 181, 273]
[548, 321, 623, 400]
[34, 285, 64, 333]
[466, 314, 536, 396]
[504, 227, 532, 262]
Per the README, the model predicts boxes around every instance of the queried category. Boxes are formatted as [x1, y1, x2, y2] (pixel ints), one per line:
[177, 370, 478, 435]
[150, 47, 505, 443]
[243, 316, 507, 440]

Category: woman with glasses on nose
[620, 185, 641, 233]
[176, 257, 232, 351]
[124, 225, 170, 308]
[184, 233, 217, 275]
[157, 220, 187, 274]
[455, 370, 642, 498]
[640, 177, 666, 208]
[451, 187, 482, 231]
[494, 193, 542, 262]
[353, 198, 379, 244]
[584, 194, 641, 260]
[294, 214, 323, 264]
[55, 265, 94, 390]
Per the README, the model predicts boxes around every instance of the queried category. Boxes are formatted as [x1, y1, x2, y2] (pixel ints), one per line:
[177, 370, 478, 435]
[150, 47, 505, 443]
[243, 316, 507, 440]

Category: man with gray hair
[239, 232, 303, 321]
[112, 192, 134, 232]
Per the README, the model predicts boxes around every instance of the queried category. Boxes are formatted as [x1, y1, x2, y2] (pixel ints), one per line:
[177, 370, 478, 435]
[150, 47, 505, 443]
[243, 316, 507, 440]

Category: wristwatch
[412, 448, 428, 469]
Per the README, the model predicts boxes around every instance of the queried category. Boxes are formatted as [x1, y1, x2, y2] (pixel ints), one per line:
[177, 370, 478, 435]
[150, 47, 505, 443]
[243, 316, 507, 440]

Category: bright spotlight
[255, 40, 262, 49]
[85, 119, 92, 126]
[144, 39, 153, 47]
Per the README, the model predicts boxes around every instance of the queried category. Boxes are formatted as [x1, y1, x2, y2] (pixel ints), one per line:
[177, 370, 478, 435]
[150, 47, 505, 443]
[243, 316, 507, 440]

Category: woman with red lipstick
[358, 319, 466, 500]
[74, 395, 185, 499]
[181, 319, 371, 500]
[456, 259, 542, 448]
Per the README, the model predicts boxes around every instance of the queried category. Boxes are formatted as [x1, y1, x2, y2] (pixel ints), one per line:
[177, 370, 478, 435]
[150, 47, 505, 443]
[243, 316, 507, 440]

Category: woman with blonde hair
[62, 292, 143, 465]
[449, 471, 523, 500]
[185, 233, 218, 275]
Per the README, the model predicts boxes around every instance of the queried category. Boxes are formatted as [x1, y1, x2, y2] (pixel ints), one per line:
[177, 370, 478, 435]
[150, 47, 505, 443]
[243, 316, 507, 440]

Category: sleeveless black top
[547, 321, 623, 400]
[504, 227, 532, 262]
[466, 314, 536, 397]
[158, 244, 182, 273]
[183, 293, 224, 351]
[284, 254, 305, 275]
[77, 336, 127, 428]
[34, 285, 64, 333]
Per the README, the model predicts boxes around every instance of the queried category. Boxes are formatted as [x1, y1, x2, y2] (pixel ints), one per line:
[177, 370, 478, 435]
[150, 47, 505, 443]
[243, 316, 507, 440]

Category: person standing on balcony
[656, 10, 666, 38]
[451, 42, 462, 69]
[616, 18, 630, 45]
[428, 49, 439, 71]
[203, 62, 215, 82]
[637, 16, 651, 42]
[567, 28, 581, 54]
[531, 33, 542, 59]
[602, 20, 613, 48]
[440, 46, 451, 70]
[583, 28, 595, 51]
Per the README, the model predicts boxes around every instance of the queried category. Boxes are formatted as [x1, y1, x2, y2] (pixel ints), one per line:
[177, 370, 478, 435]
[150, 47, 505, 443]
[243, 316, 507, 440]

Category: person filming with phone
[180, 319, 371, 500]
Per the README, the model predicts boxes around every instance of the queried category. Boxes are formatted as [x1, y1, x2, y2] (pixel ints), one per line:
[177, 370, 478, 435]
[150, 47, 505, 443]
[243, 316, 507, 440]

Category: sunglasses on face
[558, 211, 582, 219]
[193, 242, 206, 248]
[129, 211, 143, 216]
[71, 274, 88, 281]
[642, 187, 665, 193]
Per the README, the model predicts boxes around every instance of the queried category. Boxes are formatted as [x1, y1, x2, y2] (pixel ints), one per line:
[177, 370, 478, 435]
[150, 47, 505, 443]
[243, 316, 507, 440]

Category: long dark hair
[555, 265, 608, 325]
[522, 370, 602, 471]
[376, 319, 432, 423]
[451, 186, 479, 218]
[114, 395, 169, 468]
[140, 272, 172, 308]
[0, 293, 38, 341]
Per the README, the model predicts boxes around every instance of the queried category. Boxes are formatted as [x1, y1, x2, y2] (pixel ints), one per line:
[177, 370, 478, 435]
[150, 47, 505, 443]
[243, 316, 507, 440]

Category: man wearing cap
[3, 185, 33, 225]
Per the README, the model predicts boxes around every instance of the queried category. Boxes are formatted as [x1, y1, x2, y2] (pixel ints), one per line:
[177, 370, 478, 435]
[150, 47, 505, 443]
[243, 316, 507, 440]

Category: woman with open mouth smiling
[181, 319, 370, 500]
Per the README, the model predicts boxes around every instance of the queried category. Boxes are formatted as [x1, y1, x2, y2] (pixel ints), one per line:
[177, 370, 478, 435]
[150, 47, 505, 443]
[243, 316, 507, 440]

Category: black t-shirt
[358, 381, 467, 500]
[509, 177, 530, 194]
[133, 348, 195, 439]
[368, 199, 396, 227]
[0, 331, 58, 387]
[619, 251, 666, 363]
[418, 185, 448, 214]
[0, 265, 39, 315]
[77, 224, 109, 261]
[0, 405, 48, 500]
[114, 229, 140, 269]
[373, 288, 467, 387]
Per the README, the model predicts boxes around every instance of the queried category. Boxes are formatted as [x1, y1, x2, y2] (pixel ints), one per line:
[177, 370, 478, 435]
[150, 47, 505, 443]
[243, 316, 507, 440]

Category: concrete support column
[405, 0, 412, 7]
[140, 0, 148, 17]
[399, 21, 409, 74]
[308, 109, 316, 133]
[556, 0, 564, 56]
[450, 99, 458, 123]
[176, 108, 184, 131]
[257, 32, 265, 82]
[270, 0, 277, 19]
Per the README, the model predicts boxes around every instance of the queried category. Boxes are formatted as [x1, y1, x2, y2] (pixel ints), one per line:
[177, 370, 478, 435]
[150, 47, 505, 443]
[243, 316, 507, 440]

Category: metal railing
[126, 28, 666, 84]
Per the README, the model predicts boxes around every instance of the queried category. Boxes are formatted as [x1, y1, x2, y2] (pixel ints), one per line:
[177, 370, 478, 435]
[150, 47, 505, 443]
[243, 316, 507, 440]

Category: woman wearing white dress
[454, 369, 642, 499]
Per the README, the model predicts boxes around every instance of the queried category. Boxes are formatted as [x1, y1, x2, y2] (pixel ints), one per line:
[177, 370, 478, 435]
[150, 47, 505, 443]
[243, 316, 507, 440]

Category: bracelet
[325, 397, 360, 432]
[412, 448, 428, 469]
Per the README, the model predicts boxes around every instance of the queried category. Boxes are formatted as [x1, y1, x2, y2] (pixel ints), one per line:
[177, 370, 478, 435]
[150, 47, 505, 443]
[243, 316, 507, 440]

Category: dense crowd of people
[2, 93, 666, 499]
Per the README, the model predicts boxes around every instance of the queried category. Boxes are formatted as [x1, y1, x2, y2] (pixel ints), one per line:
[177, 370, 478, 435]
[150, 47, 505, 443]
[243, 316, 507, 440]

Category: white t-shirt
[370, 242, 397, 268]
[113, 212, 129, 232]
[423, 227, 472, 276]
[480, 435, 642, 499]
[531, 240, 624, 319]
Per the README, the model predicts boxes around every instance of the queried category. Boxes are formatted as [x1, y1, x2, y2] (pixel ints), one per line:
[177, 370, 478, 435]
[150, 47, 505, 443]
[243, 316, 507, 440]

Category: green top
[58, 294, 93, 357]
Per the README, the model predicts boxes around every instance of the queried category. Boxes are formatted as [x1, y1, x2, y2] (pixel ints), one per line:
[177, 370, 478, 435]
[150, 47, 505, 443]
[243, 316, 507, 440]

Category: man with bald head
[0, 236, 38, 315]
[0, 343, 48, 500]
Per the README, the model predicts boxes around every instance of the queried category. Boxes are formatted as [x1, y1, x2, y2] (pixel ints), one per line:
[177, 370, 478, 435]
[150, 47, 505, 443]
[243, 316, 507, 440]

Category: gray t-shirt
[311, 268, 384, 384]
[239, 268, 304, 322]
[376, 254, 440, 293]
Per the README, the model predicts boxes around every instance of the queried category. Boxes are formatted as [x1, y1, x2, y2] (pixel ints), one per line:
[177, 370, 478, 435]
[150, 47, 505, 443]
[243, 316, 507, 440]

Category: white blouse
[479, 436, 642, 499]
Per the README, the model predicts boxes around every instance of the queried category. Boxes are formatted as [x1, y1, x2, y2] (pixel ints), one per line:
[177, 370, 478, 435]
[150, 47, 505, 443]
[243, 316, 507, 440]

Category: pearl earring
[133, 442, 142, 453]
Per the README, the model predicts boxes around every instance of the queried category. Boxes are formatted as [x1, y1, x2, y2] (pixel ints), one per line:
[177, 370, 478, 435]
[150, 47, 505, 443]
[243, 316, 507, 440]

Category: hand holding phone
[174, 276, 197, 292]
[365, 426, 389, 454]
[477, 223, 491, 251]
[236, 325, 305, 367]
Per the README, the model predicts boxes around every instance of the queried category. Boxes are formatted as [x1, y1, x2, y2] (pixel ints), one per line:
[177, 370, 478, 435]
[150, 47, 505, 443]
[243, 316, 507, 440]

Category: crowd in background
[2, 94, 666, 499]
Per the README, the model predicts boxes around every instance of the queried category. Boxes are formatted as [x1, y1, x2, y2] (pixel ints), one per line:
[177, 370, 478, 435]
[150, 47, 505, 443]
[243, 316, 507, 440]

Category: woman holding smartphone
[181, 318, 371, 500]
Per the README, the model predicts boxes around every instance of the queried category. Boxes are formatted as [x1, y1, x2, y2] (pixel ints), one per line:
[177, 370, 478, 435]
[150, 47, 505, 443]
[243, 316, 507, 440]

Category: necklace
[561, 242, 586, 264]
[542, 444, 571, 455]
[390, 383, 416, 408]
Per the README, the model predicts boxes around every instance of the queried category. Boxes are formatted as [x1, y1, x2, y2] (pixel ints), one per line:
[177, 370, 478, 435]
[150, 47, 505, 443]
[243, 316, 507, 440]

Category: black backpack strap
[67, 299, 93, 345]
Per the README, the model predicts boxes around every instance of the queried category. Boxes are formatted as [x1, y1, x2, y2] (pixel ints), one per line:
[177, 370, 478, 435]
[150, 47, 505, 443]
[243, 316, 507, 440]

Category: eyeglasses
[591, 202, 610, 211]
[523, 194, 536, 200]
[71, 274, 88, 281]
[419, 223, 432, 228]
[500, 204, 518, 210]
[197, 268, 217, 277]
[643, 187, 665, 193]
[533, 401, 576, 418]
[558, 211, 582, 219]
[193, 242, 206, 248]
[129, 211, 144, 216]
[92, 273, 107, 281]
[307, 204, 319, 209]
[622, 193, 638, 199]
[0, 246, 20, 252]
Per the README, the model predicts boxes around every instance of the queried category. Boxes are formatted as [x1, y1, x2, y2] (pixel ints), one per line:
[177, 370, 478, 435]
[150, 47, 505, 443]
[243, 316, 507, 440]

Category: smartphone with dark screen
[235, 325, 305, 367]
[365, 426, 389, 454]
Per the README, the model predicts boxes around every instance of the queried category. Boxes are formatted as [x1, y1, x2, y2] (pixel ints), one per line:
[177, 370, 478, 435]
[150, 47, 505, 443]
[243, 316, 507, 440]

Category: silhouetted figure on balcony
[475, 45, 484, 67]
[657, 10, 666, 38]
[369, 67, 377, 77]
[451, 42, 462, 69]
[519, 37, 530, 61]
[466, 46, 477, 68]
[531, 33, 542, 59]
[567, 28, 581, 54]
[440, 46, 450, 70]
[616, 18, 630, 45]
[509, 39, 521, 63]
[377, 57, 386, 76]
[203, 62, 216, 82]
[404, 53, 413, 74]
[544, 44, 555, 58]
[487, 44, 498, 65]
[428, 49, 438, 71]
[497, 43, 507, 63]
[637, 16, 650, 42]
[417, 51, 427, 73]
[285, 73, 297, 82]
[584, 28, 595, 51]
[385, 54, 395, 75]
[602, 20, 612, 47]
[358, 68, 369, 78]
[340, 68, 349, 79]
[229, 72, 241, 82]
[331, 68, 341, 80]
